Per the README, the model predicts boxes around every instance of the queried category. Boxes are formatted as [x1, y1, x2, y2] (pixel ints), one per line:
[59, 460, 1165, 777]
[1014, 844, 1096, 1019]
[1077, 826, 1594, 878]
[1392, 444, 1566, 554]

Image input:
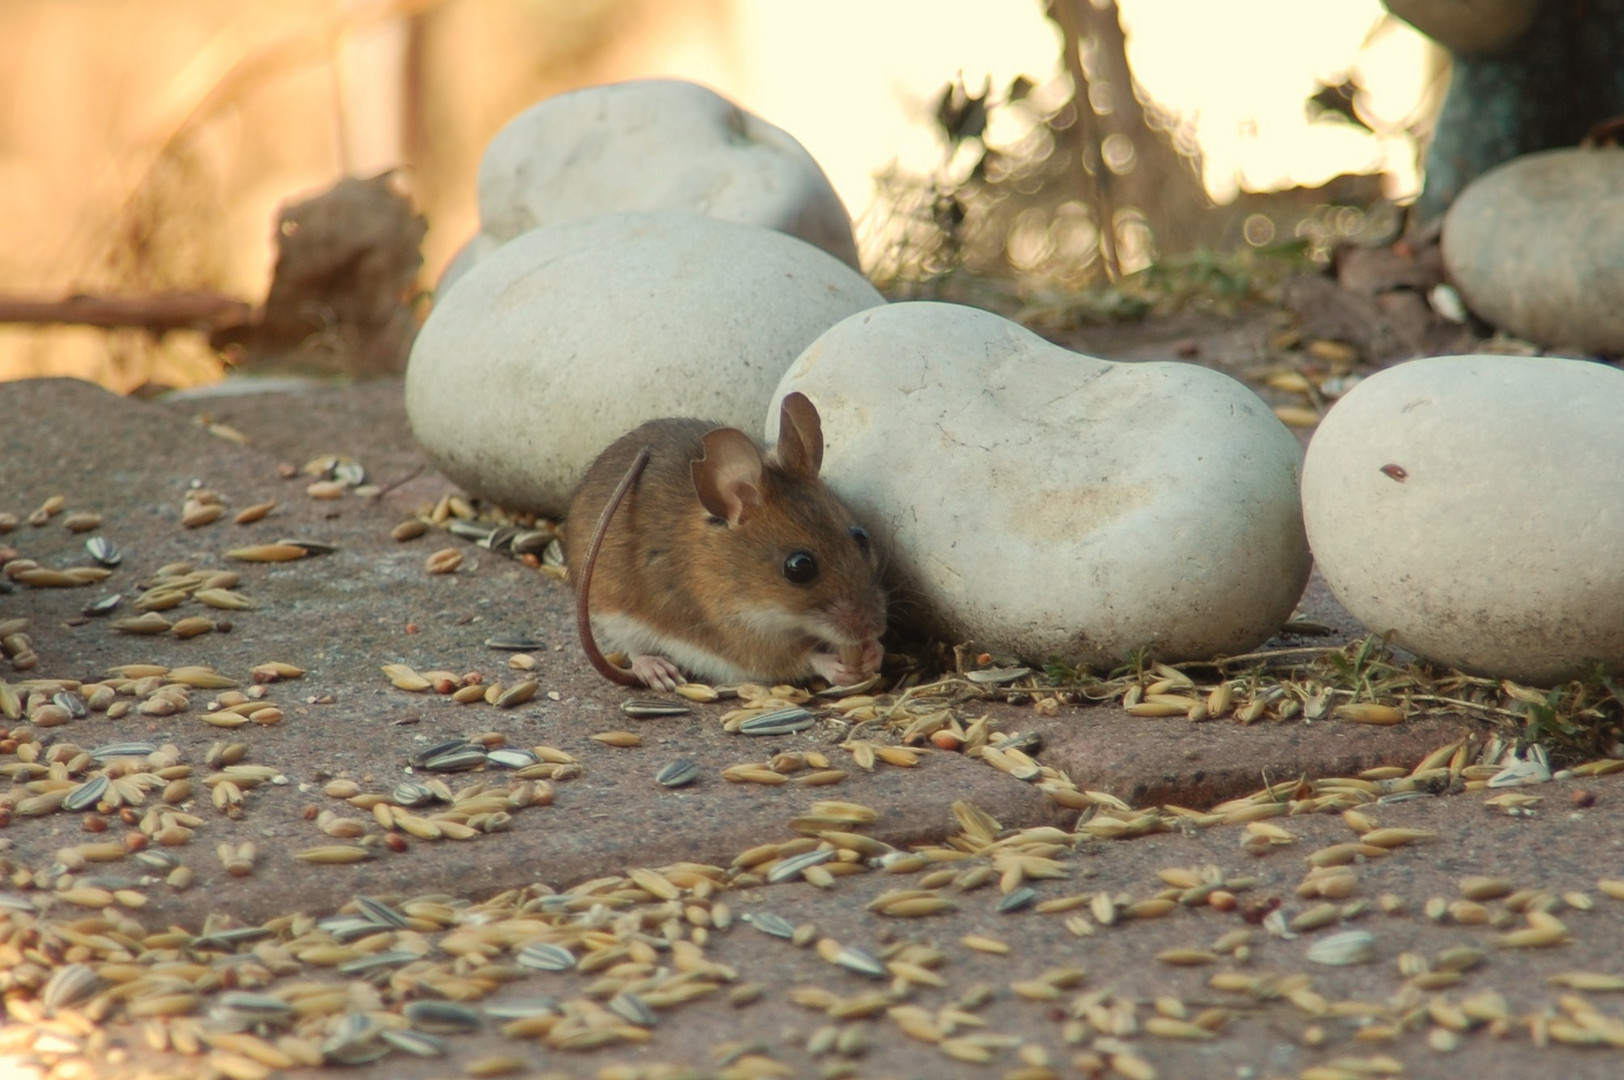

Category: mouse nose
[828, 596, 886, 642]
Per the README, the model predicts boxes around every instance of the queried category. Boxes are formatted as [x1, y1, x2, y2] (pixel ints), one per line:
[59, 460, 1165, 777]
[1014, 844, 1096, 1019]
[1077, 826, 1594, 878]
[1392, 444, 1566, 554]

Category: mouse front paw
[811, 639, 883, 687]
[630, 654, 684, 692]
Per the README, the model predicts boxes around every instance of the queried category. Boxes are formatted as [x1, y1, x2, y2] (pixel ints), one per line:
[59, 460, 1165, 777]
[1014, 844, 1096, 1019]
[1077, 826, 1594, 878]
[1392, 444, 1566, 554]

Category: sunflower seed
[967, 667, 1031, 684]
[63, 775, 109, 812]
[486, 748, 539, 769]
[998, 887, 1038, 913]
[379, 1029, 446, 1058]
[479, 526, 521, 552]
[483, 998, 561, 1020]
[510, 531, 553, 555]
[193, 926, 274, 948]
[421, 747, 487, 772]
[90, 742, 159, 760]
[355, 895, 408, 928]
[768, 848, 837, 883]
[739, 707, 815, 735]
[42, 963, 99, 1012]
[53, 691, 88, 718]
[833, 944, 887, 978]
[332, 460, 365, 487]
[623, 698, 693, 718]
[1307, 929, 1377, 966]
[319, 914, 387, 942]
[321, 1013, 386, 1065]
[412, 738, 472, 767]
[747, 912, 797, 940]
[275, 538, 337, 555]
[517, 941, 577, 972]
[608, 991, 656, 1027]
[403, 999, 481, 1034]
[485, 635, 544, 650]
[446, 520, 495, 541]
[85, 536, 122, 566]
[392, 780, 436, 807]
[656, 758, 700, 787]
[82, 593, 122, 616]
[212, 991, 294, 1023]
[338, 950, 421, 975]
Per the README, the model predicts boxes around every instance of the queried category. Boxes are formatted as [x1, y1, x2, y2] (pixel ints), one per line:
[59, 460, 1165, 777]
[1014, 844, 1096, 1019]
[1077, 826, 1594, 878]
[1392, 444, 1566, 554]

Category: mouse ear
[693, 428, 765, 526]
[776, 392, 824, 479]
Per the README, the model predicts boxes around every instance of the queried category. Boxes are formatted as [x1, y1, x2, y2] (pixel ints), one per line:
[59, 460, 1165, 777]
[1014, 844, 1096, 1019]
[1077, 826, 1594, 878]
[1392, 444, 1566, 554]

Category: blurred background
[0, 0, 1436, 390]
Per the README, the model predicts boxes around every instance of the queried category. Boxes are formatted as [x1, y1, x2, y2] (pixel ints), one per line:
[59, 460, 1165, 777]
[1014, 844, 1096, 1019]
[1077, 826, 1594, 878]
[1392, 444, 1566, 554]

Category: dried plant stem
[0, 293, 251, 334]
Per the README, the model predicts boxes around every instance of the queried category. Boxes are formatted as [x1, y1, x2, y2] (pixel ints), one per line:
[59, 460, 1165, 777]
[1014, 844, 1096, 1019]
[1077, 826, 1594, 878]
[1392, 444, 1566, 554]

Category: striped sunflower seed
[517, 942, 576, 972]
[656, 758, 700, 787]
[739, 707, 815, 735]
[623, 699, 693, 718]
[747, 912, 797, 940]
[403, 1000, 481, 1034]
[85, 536, 121, 566]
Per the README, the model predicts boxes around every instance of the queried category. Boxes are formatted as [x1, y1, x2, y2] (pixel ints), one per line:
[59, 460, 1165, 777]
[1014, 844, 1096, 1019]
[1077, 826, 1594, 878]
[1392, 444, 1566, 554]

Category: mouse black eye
[848, 526, 870, 550]
[782, 549, 819, 585]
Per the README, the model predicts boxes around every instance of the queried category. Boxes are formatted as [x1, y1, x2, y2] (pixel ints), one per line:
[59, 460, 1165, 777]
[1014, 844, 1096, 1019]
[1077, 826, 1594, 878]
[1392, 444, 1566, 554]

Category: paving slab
[0, 375, 1617, 1080]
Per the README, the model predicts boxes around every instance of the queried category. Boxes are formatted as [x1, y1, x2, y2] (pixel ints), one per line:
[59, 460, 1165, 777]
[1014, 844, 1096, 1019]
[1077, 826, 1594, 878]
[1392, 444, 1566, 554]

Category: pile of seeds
[0, 753, 1618, 1079]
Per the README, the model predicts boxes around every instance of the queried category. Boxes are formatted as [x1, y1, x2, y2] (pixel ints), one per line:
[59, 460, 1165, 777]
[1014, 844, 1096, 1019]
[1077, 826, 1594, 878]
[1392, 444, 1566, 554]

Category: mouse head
[688, 392, 886, 654]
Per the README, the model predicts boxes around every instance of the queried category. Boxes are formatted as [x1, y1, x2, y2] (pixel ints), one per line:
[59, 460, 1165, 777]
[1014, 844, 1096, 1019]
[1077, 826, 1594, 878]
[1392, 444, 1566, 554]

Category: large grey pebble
[769, 302, 1310, 667]
[442, 78, 858, 293]
[1302, 354, 1624, 684]
[1443, 148, 1624, 353]
[407, 212, 882, 516]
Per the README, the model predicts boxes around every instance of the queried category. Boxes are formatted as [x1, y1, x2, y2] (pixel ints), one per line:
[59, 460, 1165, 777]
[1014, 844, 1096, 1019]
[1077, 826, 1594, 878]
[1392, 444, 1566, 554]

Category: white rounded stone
[1302, 354, 1624, 684]
[406, 212, 883, 516]
[1443, 148, 1624, 353]
[768, 302, 1310, 667]
[471, 78, 859, 277]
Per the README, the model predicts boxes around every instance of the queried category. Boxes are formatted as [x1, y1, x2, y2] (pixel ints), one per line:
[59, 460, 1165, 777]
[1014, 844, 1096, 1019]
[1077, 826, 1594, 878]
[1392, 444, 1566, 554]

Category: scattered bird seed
[63, 776, 109, 812]
[747, 912, 797, 940]
[380, 1029, 448, 1058]
[276, 537, 337, 555]
[967, 667, 1031, 684]
[832, 945, 887, 979]
[623, 698, 693, 718]
[82, 593, 121, 615]
[517, 942, 577, 972]
[84, 536, 121, 566]
[608, 991, 657, 1027]
[483, 998, 562, 1020]
[768, 848, 837, 884]
[657, 758, 700, 787]
[739, 707, 815, 735]
[403, 1000, 482, 1034]
[355, 895, 409, 928]
[486, 747, 540, 769]
[484, 635, 544, 650]
[998, 887, 1038, 913]
[1307, 930, 1378, 966]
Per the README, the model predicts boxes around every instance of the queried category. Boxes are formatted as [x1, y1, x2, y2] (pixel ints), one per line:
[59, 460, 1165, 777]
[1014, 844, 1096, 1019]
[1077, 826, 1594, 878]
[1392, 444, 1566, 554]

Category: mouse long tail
[576, 445, 652, 687]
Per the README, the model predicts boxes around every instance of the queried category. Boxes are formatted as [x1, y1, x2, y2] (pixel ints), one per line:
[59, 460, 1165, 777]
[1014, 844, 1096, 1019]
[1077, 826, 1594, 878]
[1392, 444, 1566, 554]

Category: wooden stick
[0, 293, 253, 333]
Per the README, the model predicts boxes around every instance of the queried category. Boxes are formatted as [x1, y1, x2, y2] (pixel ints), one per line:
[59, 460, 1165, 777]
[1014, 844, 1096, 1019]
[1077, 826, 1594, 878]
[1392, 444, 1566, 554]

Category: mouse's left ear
[776, 392, 824, 480]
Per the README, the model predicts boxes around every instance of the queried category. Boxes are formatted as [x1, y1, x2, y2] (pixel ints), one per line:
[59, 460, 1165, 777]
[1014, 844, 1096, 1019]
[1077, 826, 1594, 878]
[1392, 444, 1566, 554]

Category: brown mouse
[566, 392, 887, 691]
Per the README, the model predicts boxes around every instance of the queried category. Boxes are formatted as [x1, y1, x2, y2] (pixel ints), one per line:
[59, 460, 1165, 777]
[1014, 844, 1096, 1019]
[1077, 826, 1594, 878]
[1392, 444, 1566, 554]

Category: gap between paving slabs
[7, 376, 1621, 1077]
